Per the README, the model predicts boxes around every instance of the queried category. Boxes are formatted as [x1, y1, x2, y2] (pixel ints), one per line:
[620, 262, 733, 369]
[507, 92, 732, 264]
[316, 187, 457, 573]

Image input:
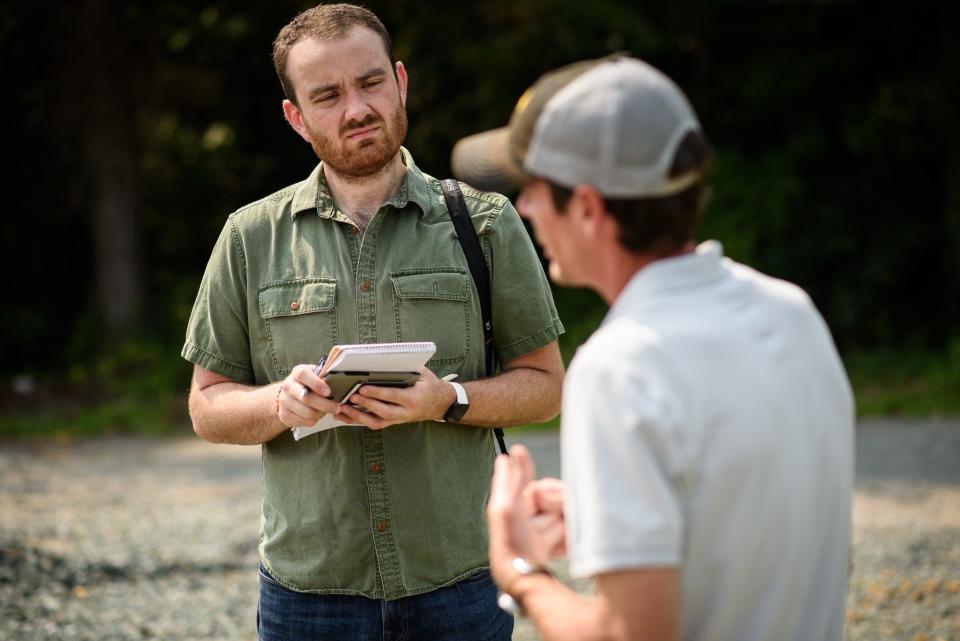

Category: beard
[305, 99, 408, 179]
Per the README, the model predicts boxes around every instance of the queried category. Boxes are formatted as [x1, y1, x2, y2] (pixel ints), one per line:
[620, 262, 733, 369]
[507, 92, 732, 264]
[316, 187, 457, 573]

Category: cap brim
[451, 127, 528, 195]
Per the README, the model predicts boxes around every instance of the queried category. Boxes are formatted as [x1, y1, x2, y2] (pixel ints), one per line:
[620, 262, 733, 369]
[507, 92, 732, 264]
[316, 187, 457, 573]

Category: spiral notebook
[318, 341, 436, 377]
[292, 341, 436, 441]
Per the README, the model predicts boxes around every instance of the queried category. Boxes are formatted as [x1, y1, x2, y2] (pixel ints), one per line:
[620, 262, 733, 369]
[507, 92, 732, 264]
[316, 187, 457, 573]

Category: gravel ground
[1, 419, 957, 641]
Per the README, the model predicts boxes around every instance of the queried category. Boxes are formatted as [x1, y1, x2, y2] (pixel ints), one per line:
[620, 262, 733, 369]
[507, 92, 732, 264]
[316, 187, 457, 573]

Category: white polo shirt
[562, 241, 854, 641]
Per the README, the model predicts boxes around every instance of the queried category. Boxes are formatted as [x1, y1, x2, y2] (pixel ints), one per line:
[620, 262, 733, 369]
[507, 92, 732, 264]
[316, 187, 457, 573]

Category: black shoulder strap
[440, 179, 507, 456]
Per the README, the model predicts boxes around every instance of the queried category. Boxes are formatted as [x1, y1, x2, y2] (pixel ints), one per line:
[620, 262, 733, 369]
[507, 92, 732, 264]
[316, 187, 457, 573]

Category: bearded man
[181, 4, 564, 640]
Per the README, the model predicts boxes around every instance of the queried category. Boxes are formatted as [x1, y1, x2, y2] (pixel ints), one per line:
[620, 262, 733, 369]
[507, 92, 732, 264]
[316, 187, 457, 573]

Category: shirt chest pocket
[258, 278, 338, 377]
[391, 270, 471, 367]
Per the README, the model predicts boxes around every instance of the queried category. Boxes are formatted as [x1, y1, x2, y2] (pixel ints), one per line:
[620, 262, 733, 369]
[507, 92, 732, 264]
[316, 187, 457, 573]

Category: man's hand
[487, 445, 567, 591]
[526, 477, 567, 560]
[276, 363, 343, 428]
[334, 366, 456, 430]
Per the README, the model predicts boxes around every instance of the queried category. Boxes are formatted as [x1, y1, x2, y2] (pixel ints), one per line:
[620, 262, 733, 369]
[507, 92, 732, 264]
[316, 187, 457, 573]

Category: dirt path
[1, 419, 957, 640]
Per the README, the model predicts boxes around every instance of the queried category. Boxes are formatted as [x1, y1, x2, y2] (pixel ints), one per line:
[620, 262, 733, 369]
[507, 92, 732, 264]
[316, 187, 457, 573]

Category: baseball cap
[452, 54, 703, 198]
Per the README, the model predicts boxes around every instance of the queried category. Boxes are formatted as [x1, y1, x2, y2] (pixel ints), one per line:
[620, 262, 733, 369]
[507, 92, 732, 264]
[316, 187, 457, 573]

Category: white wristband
[439, 381, 468, 422]
[449, 381, 468, 404]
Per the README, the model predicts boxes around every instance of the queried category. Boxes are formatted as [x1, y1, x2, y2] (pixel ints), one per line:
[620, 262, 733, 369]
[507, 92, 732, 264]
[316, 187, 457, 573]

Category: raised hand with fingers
[487, 444, 561, 592]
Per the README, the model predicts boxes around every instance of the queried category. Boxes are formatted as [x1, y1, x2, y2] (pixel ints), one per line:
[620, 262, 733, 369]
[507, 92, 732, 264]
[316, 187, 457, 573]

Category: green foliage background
[1, 0, 957, 429]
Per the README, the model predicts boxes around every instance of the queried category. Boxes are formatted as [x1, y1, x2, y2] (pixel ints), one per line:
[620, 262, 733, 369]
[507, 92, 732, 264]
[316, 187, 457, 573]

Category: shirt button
[290, 301, 299, 311]
[377, 520, 388, 533]
[360, 281, 371, 292]
[350, 226, 358, 236]
[369, 463, 381, 473]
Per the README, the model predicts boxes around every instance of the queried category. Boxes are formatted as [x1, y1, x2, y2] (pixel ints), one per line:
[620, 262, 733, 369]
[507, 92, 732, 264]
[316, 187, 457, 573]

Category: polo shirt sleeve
[561, 337, 686, 578]
[181, 215, 255, 384]
[484, 199, 564, 364]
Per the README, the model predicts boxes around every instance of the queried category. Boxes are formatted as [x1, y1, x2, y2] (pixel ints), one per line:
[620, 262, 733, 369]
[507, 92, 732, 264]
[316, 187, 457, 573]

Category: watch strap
[449, 381, 467, 405]
[442, 381, 469, 423]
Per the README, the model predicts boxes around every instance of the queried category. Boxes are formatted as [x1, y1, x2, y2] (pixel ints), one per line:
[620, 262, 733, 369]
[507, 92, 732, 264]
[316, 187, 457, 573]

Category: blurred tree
[63, 0, 145, 342]
[941, 0, 960, 333]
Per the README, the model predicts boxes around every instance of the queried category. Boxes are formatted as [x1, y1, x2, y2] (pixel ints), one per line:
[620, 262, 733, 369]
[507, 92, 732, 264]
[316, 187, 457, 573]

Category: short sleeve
[561, 338, 685, 578]
[484, 199, 564, 363]
[181, 216, 255, 383]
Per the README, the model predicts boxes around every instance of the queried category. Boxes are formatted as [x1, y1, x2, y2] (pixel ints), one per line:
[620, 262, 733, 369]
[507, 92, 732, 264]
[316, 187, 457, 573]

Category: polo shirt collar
[608, 240, 728, 318]
[290, 147, 434, 219]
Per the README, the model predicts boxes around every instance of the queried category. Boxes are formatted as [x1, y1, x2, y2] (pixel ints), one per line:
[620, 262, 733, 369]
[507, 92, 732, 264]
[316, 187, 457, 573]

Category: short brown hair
[548, 130, 712, 255]
[272, 3, 395, 105]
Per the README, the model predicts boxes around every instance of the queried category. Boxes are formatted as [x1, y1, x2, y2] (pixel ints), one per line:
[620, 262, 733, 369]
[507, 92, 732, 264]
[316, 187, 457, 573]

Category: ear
[571, 185, 611, 240]
[395, 61, 408, 107]
[282, 99, 313, 144]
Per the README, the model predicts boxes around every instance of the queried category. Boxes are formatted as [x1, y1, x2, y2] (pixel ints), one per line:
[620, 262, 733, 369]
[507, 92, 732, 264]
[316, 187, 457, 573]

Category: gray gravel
[1, 419, 957, 641]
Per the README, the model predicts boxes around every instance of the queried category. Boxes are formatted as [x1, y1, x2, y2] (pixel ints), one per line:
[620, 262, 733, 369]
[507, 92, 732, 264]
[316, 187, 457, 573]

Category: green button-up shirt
[182, 149, 563, 599]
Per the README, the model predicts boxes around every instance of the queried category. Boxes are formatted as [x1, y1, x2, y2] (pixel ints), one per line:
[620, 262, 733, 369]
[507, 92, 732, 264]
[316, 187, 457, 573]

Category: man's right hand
[276, 363, 343, 428]
[526, 477, 567, 560]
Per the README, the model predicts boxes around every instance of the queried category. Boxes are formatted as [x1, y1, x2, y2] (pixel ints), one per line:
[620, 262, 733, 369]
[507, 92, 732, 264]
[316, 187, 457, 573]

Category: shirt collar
[290, 147, 434, 220]
[607, 240, 728, 320]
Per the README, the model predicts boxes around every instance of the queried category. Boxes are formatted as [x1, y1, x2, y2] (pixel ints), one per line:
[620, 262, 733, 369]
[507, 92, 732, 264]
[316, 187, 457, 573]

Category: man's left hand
[333, 366, 455, 430]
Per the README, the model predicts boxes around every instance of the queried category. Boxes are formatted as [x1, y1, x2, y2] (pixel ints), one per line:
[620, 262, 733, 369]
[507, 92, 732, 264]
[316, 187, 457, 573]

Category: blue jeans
[257, 564, 514, 641]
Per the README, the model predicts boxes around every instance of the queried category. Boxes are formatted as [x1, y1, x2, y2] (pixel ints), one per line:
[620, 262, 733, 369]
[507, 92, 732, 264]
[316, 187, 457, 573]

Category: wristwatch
[497, 557, 553, 616]
[442, 381, 469, 423]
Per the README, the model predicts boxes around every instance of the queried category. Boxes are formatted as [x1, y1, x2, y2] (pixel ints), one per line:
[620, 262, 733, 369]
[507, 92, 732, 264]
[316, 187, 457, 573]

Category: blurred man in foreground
[453, 55, 854, 641]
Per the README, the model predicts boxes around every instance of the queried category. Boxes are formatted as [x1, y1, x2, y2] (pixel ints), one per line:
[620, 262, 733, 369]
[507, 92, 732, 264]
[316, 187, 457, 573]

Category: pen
[300, 355, 327, 400]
